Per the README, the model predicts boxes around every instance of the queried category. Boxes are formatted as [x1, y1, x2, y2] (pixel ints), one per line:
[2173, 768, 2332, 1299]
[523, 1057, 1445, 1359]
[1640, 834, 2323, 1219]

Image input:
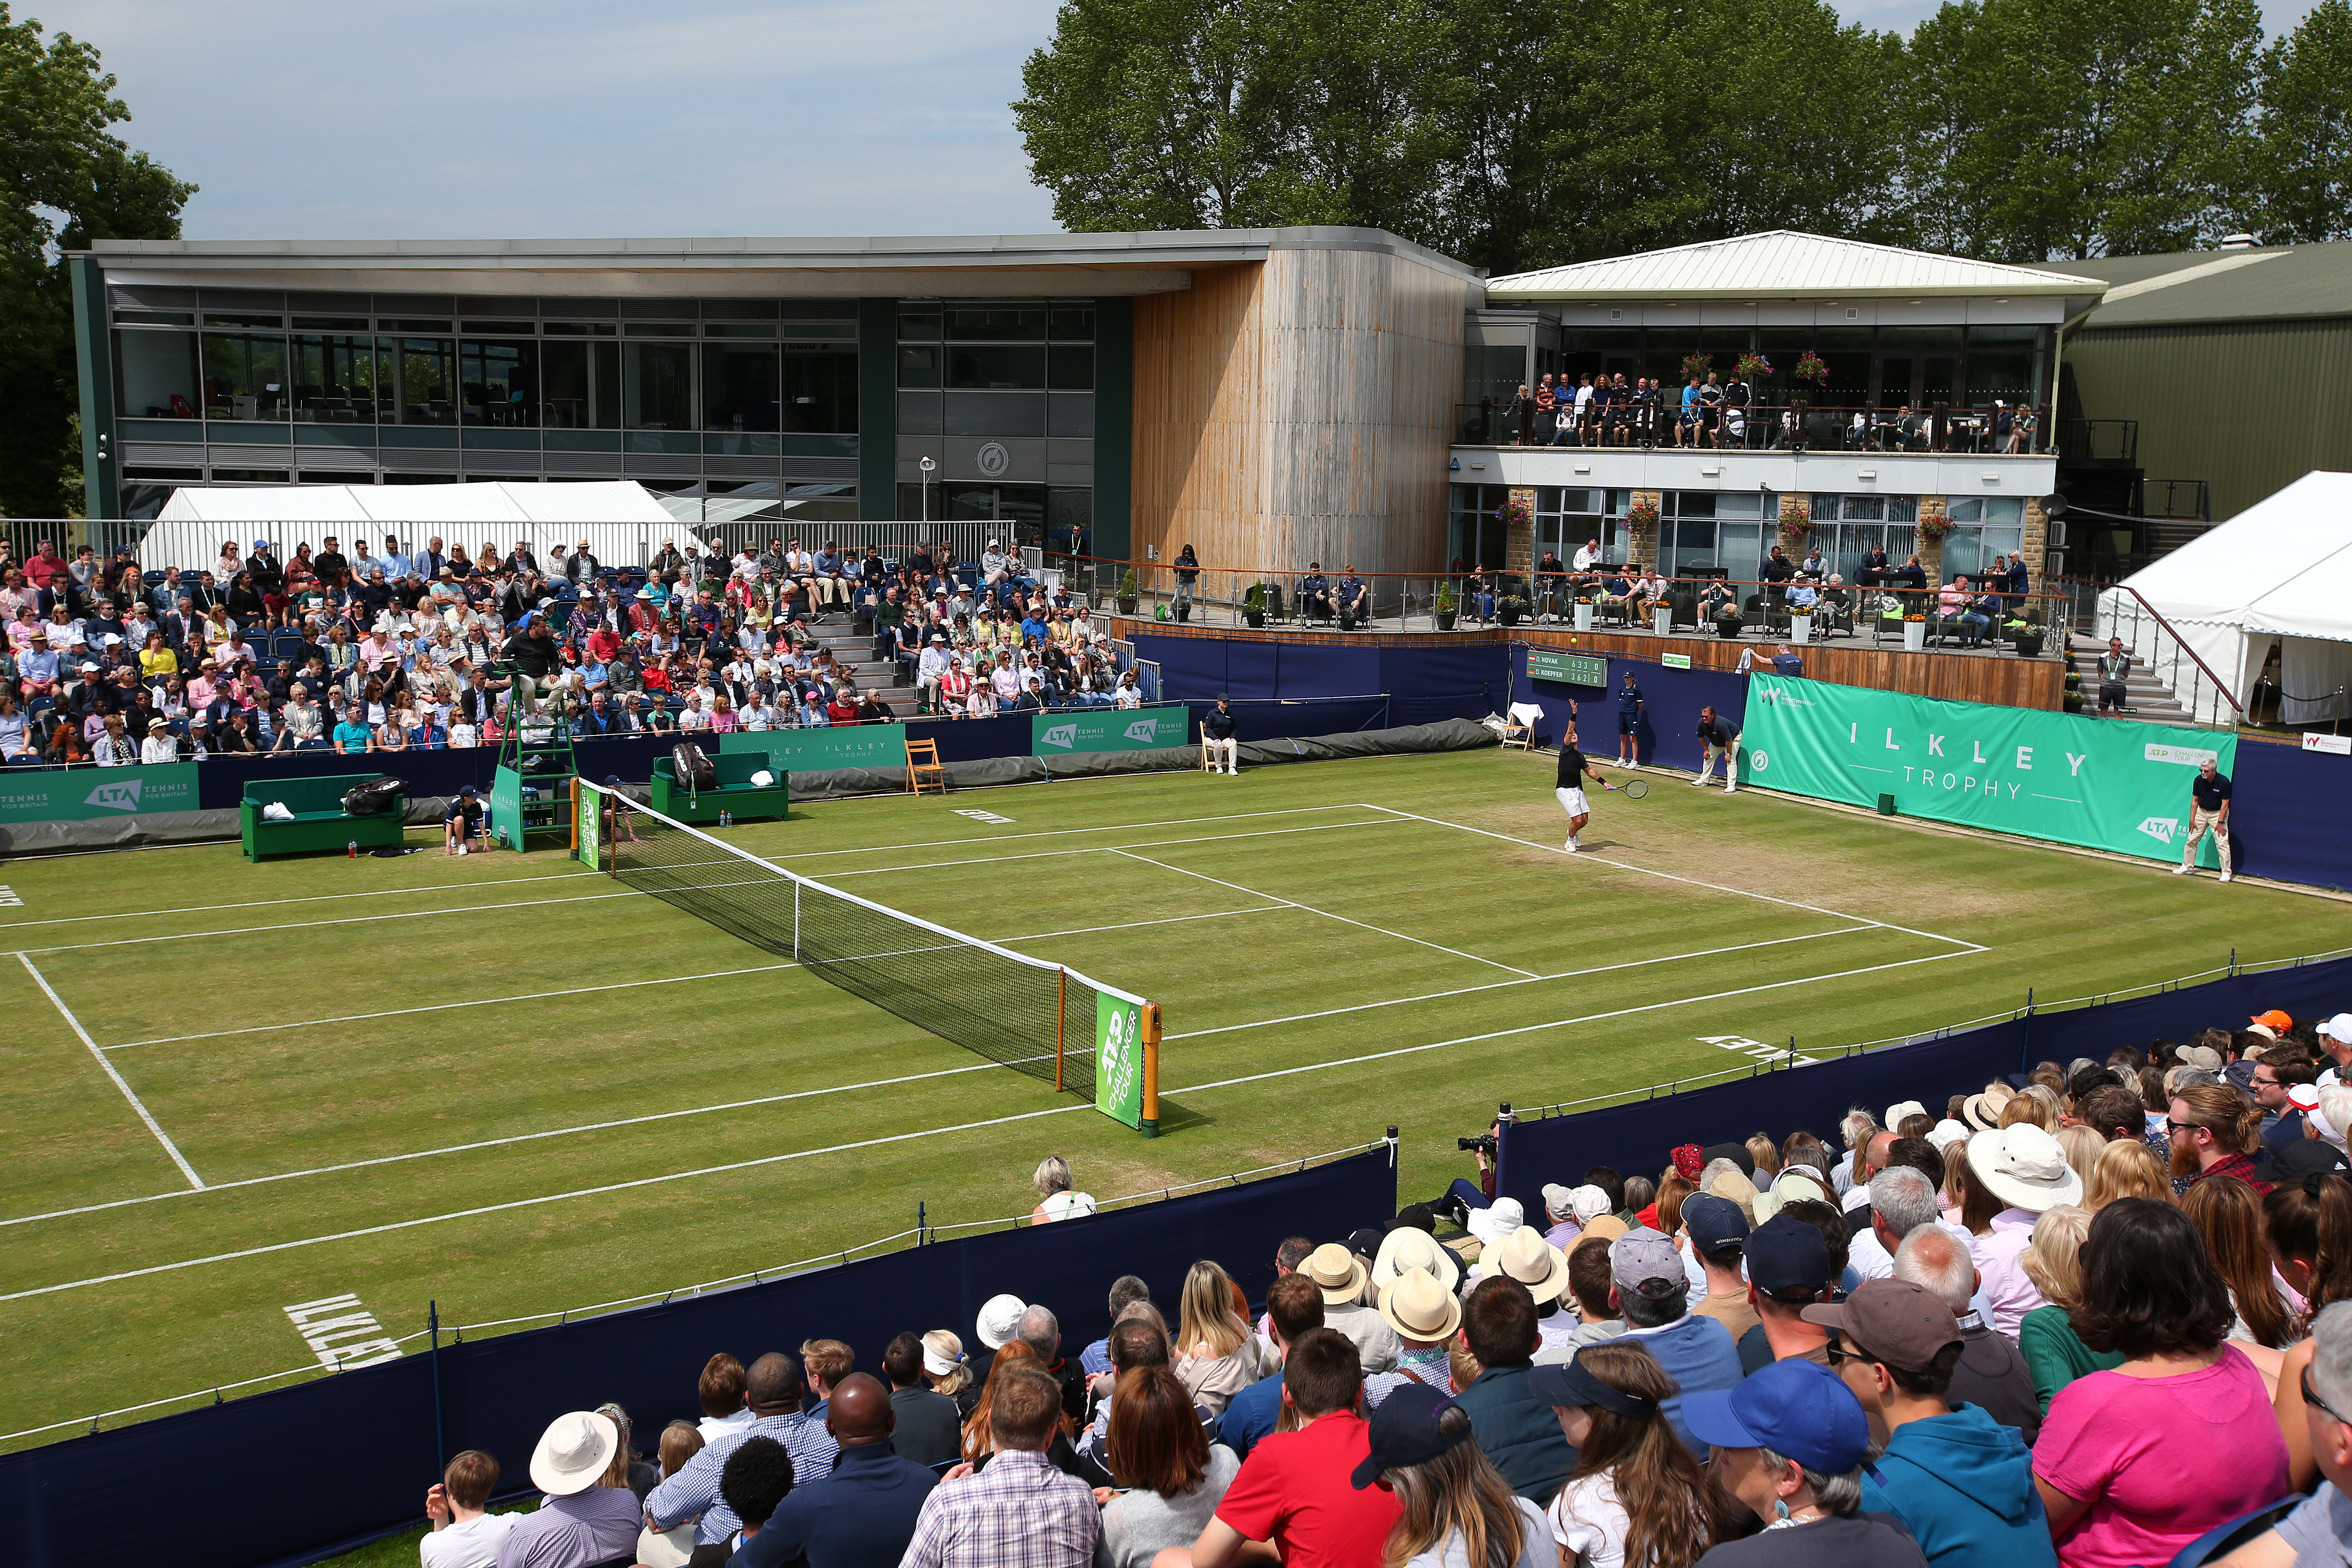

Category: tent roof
[1487, 230, 2104, 301]
[155, 480, 673, 525]
[2117, 470, 2352, 642]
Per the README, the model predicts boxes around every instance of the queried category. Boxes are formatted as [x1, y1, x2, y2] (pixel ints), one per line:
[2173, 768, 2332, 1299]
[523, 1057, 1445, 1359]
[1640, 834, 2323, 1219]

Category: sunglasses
[2306, 1365, 2352, 1429]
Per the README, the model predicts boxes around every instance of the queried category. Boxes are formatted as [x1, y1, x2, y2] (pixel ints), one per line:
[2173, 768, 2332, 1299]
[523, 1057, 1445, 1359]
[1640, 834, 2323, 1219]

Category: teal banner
[720, 727, 905, 771]
[0, 762, 198, 823]
[1095, 990, 1144, 1129]
[1739, 676, 2239, 865]
[1033, 706, 1189, 755]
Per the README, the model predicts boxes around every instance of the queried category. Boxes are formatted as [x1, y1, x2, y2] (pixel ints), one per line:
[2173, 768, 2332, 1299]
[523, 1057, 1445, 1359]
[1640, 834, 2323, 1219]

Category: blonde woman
[2086, 1140, 2173, 1210]
[1997, 1085, 2058, 1132]
[922, 1328, 976, 1417]
[633, 1421, 705, 1568]
[1172, 1260, 1261, 1416]
[1030, 1156, 1097, 1224]
[2015, 1205, 2117, 1413]
[2055, 1124, 2105, 1192]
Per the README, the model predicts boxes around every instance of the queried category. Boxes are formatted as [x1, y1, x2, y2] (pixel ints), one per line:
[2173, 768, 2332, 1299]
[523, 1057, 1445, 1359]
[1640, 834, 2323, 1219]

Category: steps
[802, 616, 917, 711]
[2068, 633, 2195, 725]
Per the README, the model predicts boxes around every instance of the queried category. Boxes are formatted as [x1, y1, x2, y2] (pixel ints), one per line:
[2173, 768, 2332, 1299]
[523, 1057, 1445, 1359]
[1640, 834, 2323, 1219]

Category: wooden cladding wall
[1107, 616, 2065, 710]
[1132, 247, 1475, 581]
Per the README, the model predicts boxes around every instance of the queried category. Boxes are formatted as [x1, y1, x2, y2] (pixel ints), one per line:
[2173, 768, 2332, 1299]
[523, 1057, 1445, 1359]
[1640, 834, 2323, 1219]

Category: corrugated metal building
[2056, 242, 2352, 523]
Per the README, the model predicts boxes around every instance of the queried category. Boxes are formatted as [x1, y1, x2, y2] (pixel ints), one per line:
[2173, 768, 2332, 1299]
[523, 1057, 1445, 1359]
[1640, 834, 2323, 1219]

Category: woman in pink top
[1963, 1124, 2083, 1337]
[2034, 1199, 2291, 1568]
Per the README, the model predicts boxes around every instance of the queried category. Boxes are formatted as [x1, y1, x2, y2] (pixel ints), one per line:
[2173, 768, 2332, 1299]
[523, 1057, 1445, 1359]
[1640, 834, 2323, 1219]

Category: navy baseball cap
[1681, 1359, 1869, 1473]
[1680, 1193, 1750, 1255]
[1528, 1354, 1659, 1419]
[457, 785, 478, 798]
[1349, 1384, 1466, 1488]
[1745, 1213, 1831, 1302]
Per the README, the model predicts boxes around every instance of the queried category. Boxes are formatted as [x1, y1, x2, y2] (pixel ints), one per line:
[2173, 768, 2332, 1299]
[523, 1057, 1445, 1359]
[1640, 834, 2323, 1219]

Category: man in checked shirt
[644, 1351, 838, 1548]
[901, 1366, 1099, 1568]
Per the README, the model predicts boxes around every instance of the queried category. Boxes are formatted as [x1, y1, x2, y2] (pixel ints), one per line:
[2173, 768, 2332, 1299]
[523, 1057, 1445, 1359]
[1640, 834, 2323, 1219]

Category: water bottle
[720, 808, 732, 828]
[347, 839, 357, 858]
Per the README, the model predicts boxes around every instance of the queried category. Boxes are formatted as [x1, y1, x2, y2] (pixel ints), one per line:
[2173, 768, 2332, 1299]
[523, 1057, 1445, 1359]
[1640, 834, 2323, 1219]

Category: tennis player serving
[1556, 722, 1616, 853]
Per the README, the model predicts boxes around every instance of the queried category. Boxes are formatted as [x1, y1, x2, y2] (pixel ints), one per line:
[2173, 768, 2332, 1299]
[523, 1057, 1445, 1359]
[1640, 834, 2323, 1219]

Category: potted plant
[2008, 616, 2045, 657]
[1624, 498, 1661, 535]
[1434, 580, 1457, 631]
[1115, 567, 1139, 617]
[1244, 582, 1267, 628]
[1575, 593, 1596, 632]
[1735, 352, 1774, 386]
[1777, 501, 1811, 551]
[1915, 513, 1955, 545]
[1680, 351, 1714, 382]
[1793, 351, 1830, 386]
[1498, 593, 1531, 627]
[1715, 608, 1744, 639]
[1496, 494, 1534, 533]
[1903, 611, 1928, 652]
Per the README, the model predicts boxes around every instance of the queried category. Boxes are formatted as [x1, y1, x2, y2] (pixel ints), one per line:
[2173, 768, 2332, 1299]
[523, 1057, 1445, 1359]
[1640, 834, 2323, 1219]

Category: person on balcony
[1337, 568, 1368, 624]
[1298, 563, 1334, 623]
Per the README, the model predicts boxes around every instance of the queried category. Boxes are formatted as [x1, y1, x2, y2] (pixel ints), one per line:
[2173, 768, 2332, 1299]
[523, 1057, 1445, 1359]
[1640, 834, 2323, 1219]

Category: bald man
[739, 1372, 937, 1568]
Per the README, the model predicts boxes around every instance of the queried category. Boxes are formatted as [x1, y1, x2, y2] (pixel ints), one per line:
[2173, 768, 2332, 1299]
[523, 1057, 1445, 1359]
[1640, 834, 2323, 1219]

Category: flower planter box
[1574, 601, 1595, 632]
[1903, 619, 1927, 652]
[1789, 611, 1812, 645]
[1653, 606, 1672, 636]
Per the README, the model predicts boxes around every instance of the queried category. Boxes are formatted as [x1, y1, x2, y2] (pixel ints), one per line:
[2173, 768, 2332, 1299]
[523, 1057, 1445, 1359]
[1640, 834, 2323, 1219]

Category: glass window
[781, 348, 857, 433]
[624, 342, 696, 430]
[114, 330, 200, 418]
[1049, 394, 1095, 438]
[1668, 518, 1718, 577]
[392, 338, 456, 424]
[211, 467, 289, 482]
[544, 321, 617, 337]
[702, 300, 781, 321]
[1842, 495, 1886, 521]
[946, 305, 1046, 341]
[291, 334, 385, 423]
[1880, 327, 1962, 350]
[115, 309, 194, 326]
[703, 343, 780, 432]
[1462, 345, 1525, 407]
[624, 322, 695, 338]
[382, 318, 452, 334]
[897, 392, 942, 436]
[897, 345, 941, 388]
[1714, 493, 1764, 518]
[200, 332, 289, 420]
[1048, 345, 1094, 391]
[1049, 305, 1095, 341]
[1666, 491, 1716, 518]
[898, 306, 941, 342]
[949, 345, 1048, 389]
[703, 324, 777, 339]
[292, 315, 368, 331]
[1048, 488, 1092, 553]
[541, 339, 620, 428]
[461, 320, 535, 336]
[945, 392, 1047, 437]
[1965, 326, 2040, 407]
[204, 312, 283, 329]
[461, 339, 539, 426]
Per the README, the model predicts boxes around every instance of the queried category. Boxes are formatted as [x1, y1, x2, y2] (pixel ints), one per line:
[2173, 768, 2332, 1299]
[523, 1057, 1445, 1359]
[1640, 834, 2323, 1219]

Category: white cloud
[33, 0, 1065, 239]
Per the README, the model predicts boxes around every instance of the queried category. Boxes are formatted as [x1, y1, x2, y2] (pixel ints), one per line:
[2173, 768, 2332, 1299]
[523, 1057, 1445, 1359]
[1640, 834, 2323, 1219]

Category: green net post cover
[1096, 990, 1145, 1130]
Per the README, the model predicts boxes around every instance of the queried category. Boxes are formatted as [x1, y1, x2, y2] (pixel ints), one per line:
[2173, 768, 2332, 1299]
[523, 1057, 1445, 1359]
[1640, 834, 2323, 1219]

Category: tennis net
[575, 779, 1147, 1103]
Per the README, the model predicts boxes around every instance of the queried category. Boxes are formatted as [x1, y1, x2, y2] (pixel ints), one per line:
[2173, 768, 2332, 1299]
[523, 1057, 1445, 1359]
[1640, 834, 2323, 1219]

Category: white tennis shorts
[1556, 786, 1591, 816]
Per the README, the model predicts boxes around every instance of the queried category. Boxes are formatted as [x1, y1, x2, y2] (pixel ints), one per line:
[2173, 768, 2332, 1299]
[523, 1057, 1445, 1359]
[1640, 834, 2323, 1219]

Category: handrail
[1455, 399, 2051, 456]
[2051, 573, 2243, 719]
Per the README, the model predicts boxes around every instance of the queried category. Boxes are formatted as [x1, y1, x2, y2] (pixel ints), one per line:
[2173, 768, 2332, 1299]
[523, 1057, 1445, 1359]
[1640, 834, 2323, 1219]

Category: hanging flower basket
[1793, 351, 1831, 384]
[1624, 500, 1661, 532]
[1916, 514, 1955, 543]
[1777, 504, 1811, 548]
[1496, 495, 1534, 530]
[1680, 352, 1714, 381]
[1735, 352, 1774, 384]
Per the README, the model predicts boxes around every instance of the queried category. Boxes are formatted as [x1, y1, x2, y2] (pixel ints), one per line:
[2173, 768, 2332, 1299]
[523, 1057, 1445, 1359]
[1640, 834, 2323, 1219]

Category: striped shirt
[646, 1409, 838, 1544]
[900, 1447, 1099, 1568]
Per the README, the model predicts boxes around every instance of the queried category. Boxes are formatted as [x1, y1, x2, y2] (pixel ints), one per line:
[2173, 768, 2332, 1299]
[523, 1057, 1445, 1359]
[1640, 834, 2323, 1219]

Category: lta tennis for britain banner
[1738, 675, 2239, 867]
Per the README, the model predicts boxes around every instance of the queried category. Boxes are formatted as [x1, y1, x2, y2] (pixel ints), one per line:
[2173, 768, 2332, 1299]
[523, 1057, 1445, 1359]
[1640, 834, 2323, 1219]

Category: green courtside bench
[650, 752, 790, 825]
[240, 774, 409, 862]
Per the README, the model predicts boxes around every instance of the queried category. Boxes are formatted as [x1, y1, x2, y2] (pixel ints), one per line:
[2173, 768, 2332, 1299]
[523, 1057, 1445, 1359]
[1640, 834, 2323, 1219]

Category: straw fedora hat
[1378, 1265, 1463, 1343]
[1962, 1083, 2015, 1132]
[1965, 1124, 2084, 1213]
[530, 1410, 618, 1497]
[1487, 1225, 1570, 1305]
[1752, 1166, 1832, 1225]
[1372, 1225, 1460, 1293]
[1301, 1240, 1368, 1304]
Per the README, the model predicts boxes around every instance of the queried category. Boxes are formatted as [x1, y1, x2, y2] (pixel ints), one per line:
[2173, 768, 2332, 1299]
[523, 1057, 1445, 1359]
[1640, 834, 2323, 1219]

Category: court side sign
[1738, 675, 2239, 867]
[0, 761, 198, 823]
[1033, 706, 1188, 755]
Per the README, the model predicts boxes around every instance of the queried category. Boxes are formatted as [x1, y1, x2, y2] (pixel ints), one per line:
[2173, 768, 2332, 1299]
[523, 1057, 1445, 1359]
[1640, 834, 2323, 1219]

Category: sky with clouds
[29, 0, 2314, 243]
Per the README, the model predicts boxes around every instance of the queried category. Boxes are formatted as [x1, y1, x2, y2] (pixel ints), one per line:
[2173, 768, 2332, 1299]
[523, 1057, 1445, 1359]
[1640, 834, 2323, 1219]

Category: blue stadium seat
[271, 629, 307, 662]
[143, 570, 167, 586]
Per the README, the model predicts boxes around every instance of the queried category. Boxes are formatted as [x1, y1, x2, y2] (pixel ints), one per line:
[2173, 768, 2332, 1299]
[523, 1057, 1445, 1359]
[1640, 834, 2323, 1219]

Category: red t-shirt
[1215, 1410, 1402, 1568]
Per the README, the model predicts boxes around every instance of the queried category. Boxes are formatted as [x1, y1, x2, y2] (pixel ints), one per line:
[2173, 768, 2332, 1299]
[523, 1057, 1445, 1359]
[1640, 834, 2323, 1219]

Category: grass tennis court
[5, 743, 2349, 1451]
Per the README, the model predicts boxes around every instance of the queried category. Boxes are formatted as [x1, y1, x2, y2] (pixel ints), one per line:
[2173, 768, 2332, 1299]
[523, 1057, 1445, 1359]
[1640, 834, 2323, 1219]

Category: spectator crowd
[0, 531, 1134, 767]
[416, 1006, 2352, 1568]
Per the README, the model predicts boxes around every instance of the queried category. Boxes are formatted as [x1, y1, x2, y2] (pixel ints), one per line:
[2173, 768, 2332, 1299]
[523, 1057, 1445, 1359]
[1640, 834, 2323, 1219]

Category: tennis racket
[1605, 777, 1650, 799]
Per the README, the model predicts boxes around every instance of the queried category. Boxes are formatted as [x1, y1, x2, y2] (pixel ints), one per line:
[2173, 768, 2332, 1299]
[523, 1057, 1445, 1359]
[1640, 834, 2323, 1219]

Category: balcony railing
[1457, 400, 2050, 456]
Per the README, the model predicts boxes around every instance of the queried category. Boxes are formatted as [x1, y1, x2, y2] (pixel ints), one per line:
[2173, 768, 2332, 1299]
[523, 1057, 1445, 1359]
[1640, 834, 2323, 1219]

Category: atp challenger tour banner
[1033, 706, 1188, 756]
[1096, 990, 1145, 1129]
[1739, 676, 2240, 866]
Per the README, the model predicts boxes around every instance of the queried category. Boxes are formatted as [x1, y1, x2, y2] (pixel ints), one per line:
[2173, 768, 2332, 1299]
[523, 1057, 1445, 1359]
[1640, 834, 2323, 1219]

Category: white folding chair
[1501, 701, 1544, 750]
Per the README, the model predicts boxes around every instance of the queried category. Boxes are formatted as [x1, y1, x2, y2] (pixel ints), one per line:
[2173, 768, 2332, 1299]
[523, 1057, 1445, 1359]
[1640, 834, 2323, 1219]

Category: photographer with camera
[1427, 1121, 1517, 1256]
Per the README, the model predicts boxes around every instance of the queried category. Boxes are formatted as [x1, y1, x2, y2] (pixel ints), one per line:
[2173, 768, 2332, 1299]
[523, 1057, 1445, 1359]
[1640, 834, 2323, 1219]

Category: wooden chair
[1499, 701, 1544, 750]
[905, 736, 946, 795]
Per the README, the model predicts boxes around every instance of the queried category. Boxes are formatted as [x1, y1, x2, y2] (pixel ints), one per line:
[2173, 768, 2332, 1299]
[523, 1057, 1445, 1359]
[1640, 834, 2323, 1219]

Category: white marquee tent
[2103, 470, 2352, 725]
[141, 481, 723, 574]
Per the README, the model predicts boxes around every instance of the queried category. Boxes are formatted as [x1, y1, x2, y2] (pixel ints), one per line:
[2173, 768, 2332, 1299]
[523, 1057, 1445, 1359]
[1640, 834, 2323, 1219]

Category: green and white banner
[0, 762, 197, 823]
[1034, 706, 1188, 755]
[1739, 676, 2239, 866]
[719, 727, 905, 771]
[1095, 989, 1145, 1129]
[576, 779, 602, 869]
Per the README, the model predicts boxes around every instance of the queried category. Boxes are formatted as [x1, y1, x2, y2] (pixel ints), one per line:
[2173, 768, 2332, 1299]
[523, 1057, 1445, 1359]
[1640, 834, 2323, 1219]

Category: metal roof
[2053, 242, 2352, 328]
[1487, 230, 2102, 302]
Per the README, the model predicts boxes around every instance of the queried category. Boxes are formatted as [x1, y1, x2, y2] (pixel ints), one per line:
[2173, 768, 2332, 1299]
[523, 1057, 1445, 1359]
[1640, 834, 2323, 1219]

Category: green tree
[2252, 0, 2352, 242]
[1905, 0, 2260, 261]
[0, 5, 193, 519]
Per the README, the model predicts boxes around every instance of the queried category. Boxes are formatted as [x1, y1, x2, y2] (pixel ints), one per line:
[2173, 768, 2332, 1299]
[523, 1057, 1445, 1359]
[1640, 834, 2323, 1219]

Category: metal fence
[1460, 400, 2050, 456]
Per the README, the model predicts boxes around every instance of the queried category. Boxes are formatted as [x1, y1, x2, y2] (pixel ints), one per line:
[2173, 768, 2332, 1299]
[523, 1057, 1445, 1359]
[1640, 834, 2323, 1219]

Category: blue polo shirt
[331, 720, 372, 753]
[1218, 1370, 1285, 1461]
[736, 1439, 936, 1568]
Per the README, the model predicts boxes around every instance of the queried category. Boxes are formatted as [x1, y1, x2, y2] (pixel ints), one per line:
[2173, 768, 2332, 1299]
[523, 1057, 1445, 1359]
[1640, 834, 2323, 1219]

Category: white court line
[1361, 805, 1987, 952]
[1164, 925, 1878, 1039]
[1, 943, 1978, 1297]
[20, 954, 204, 1191]
[104, 905, 1284, 1053]
[769, 803, 1370, 861]
[1112, 848, 1541, 979]
[821, 818, 1398, 878]
[0, 1101, 1092, 1303]
[15, 889, 639, 956]
[0, 870, 595, 933]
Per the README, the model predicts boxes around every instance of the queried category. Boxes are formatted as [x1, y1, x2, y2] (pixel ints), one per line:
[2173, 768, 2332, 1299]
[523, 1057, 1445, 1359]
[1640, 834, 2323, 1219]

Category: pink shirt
[2035, 1346, 2288, 1568]
[1969, 1207, 2045, 1338]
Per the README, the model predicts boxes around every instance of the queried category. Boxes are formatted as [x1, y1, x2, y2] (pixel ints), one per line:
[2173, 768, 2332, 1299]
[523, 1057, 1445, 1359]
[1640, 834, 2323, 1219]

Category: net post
[793, 880, 802, 962]
[1055, 969, 1067, 1093]
[1141, 1001, 1161, 1138]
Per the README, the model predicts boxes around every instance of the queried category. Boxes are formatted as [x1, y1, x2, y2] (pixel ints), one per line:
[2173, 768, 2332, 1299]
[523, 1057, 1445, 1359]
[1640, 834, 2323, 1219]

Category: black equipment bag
[340, 775, 405, 816]
[671, 741, 716, 793]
